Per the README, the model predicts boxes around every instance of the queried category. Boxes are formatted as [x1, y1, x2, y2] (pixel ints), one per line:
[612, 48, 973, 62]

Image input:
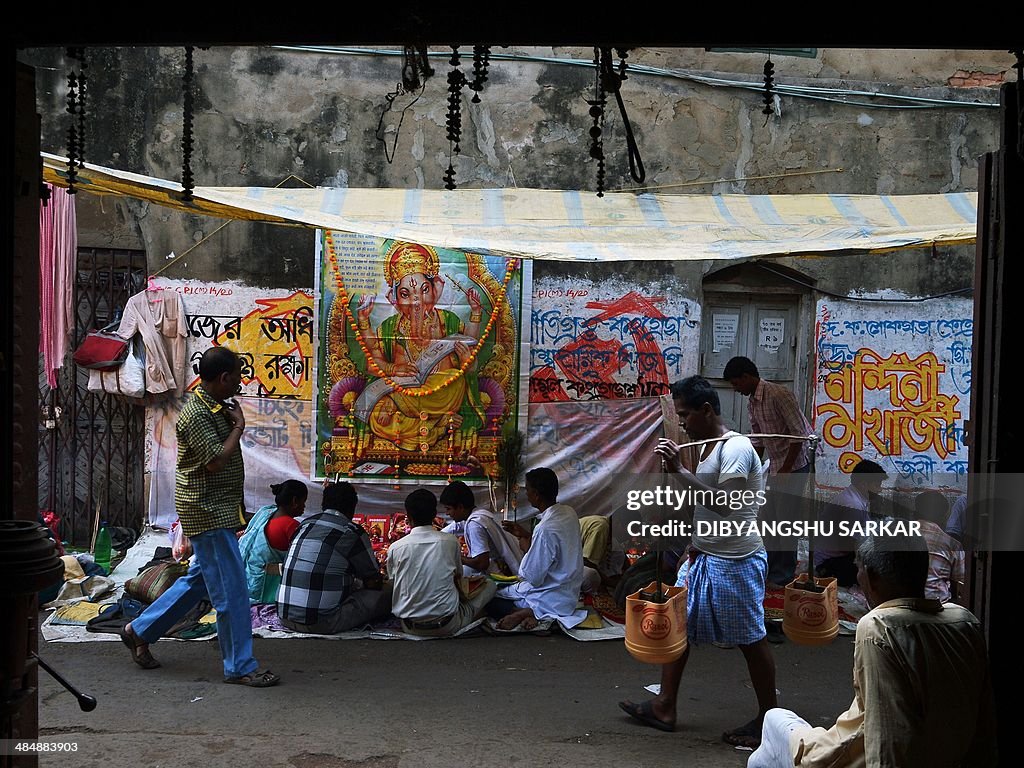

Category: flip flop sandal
[722, 719, 762, 748]
[618, 699, 675, 732]
[118, 625, 160, 670]
[224, 669, 281, 687]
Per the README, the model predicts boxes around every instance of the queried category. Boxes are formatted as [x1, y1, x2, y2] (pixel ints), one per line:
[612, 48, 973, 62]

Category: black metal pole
[30, 653, 97, 712]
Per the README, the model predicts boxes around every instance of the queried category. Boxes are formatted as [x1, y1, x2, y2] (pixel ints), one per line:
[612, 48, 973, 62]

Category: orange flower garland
[327, 247, 517, 397]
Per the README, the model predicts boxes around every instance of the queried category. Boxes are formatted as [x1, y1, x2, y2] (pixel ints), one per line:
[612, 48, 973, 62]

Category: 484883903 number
[3, 740, 79, 754]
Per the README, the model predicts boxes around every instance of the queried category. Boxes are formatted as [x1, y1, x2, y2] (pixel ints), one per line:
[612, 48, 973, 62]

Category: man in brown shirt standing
[725, 356, 812, 589]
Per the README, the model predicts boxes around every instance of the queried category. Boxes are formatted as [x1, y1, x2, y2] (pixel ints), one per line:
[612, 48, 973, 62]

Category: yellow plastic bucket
[782, 574, 839, 646]
[625, 581, 688, 664]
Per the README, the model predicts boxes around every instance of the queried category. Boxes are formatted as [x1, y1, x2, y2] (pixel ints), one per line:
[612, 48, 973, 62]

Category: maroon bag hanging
[72, 320, 129, 371]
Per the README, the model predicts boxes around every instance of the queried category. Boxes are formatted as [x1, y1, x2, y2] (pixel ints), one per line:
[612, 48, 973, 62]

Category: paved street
[35, 627, 854, 767]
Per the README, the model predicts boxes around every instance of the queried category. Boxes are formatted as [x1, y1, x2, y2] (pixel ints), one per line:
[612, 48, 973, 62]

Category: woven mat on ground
[478, 611, 624, 641]
[252, 599, 624, 641]
[560, 611, 627, 640]
[250, 608, 487, 641]
[43, 528, 621, 642]
[588, 590, 626, 624]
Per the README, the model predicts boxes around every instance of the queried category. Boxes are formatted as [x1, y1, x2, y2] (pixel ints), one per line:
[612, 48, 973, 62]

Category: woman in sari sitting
[238, 479, 308, 603]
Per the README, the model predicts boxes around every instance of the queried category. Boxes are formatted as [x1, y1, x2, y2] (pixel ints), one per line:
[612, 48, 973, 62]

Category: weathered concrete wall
[22, 44, 1001, 520]
[20, 45, 1010, 290]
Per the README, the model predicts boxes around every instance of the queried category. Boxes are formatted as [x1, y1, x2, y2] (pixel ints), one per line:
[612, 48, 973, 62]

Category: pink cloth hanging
[39, 184, 77, 389]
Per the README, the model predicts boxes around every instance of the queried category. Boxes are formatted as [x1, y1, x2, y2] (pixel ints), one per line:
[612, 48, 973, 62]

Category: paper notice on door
[712, 314, 739, 353]
[759, 317, 785, 353]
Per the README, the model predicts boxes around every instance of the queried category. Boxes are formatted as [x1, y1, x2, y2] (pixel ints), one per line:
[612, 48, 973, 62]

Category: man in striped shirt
[120, 347, 279, 687]
[725, 356, 812, 589]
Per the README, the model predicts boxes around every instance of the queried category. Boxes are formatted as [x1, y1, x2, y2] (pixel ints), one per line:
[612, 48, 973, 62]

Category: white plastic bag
[88, 334, 146, 398]
[169, 519, 193, 561]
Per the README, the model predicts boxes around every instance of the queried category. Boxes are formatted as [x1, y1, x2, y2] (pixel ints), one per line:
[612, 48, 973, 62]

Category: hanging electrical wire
[275, 46, 1001, 111]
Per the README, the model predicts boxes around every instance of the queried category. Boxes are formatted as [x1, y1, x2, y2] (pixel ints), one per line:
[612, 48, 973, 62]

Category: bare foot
[497, 608, 536, 631]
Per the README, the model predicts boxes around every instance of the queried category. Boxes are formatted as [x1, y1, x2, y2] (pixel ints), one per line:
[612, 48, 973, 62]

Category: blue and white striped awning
[43, 152, 976, 262]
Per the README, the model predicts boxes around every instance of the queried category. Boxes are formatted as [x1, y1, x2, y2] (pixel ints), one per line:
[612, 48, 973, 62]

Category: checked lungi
[684, 549, 767, 647]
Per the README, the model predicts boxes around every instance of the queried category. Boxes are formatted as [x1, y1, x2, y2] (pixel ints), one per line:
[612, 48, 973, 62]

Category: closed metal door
[701, 294, 799, 433]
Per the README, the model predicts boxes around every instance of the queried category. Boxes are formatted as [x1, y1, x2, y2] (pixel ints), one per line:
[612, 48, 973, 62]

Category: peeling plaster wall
[22, 44, 1004, 515]
[21, 45, 1009, 292]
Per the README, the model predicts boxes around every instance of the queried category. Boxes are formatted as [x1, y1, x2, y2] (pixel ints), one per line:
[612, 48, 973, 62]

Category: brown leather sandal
[118, 624, 160, 669]
[223, 669, 281, 687]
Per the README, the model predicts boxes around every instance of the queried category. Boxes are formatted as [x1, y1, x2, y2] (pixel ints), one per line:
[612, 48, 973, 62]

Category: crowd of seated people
[232, 466, 617, 638]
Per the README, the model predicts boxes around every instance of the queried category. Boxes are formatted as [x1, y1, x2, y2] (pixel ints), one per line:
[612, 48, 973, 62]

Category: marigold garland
[326, 248, 517, 397]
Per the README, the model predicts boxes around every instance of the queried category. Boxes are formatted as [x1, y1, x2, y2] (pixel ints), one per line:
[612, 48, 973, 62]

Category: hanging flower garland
[469, 45, 491, 103]
[762, 53, 776, 126]
[64, 47, 85, 195]
[587, 46, 607, 197]
[444, 46, 466, 190]
[181, 46, 196, 200]
[326, 249, 518, 397]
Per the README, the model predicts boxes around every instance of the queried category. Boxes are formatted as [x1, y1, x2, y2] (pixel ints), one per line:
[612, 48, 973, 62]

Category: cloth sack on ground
[139, 546, 175, 570]
[45, 574, 116, 607]
[60, 554, 86, 581]
[84, 596, 148, 634]
[86, 596, 214, 639]
[124, 560, 189, 604]
[73, 554, 108, 578]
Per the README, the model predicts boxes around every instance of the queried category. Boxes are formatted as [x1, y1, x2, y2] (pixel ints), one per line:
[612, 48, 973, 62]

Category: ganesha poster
[314, 231, 531, 483]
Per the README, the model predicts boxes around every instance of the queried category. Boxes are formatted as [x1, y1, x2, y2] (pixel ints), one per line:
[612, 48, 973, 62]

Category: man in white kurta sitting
[490, 467, 588, 630]
[439, 480, 523, 578]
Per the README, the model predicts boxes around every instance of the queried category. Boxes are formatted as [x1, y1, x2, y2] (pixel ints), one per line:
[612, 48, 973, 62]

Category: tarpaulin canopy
[42, 152, 978, 262]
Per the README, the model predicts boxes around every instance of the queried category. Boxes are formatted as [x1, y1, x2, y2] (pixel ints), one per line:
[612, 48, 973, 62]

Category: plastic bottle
[94, 522, 112, 574]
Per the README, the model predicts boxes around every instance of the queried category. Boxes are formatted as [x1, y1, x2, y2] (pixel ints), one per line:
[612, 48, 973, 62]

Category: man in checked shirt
[724, 356, 813, 591]
[119, 347, 280, 687]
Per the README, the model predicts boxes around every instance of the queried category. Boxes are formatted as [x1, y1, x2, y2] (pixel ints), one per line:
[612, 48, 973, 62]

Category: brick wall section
[947, 70, 1008, 87]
